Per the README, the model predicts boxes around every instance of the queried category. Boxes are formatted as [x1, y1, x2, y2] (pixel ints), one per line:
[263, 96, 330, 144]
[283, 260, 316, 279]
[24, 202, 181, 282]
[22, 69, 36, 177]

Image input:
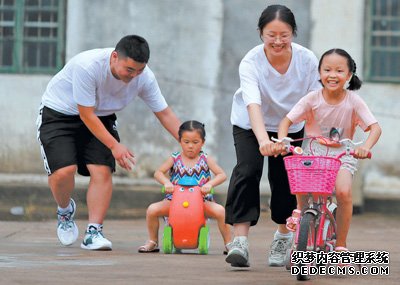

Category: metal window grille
[365, 0, 400, 83]
[0, 0, 66, 74]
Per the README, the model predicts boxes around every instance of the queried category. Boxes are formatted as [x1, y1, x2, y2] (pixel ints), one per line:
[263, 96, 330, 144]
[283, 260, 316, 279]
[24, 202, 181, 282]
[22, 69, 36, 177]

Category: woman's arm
[247, 103, 275, 156]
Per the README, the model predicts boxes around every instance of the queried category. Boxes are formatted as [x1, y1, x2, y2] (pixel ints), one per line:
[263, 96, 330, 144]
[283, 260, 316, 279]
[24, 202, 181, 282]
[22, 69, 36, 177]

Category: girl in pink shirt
[277, 49, 382, 252]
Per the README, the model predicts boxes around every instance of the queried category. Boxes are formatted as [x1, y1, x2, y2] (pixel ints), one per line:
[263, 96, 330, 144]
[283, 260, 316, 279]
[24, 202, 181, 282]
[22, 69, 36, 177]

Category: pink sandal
[335, 246, 354, 268]
[335, 246, 348, 252]
[286, 209, 301, 232]
[138, 240, 160, 253]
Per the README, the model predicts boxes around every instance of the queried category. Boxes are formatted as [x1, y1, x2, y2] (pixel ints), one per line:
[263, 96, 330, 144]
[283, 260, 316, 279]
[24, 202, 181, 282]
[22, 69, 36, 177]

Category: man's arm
[154, 107, 181, 141]
[78, 105, 134, 170]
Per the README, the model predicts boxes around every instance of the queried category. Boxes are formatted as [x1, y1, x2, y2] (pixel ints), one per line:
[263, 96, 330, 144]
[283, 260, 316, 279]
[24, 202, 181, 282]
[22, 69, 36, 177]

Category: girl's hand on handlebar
[201, 183, 213, 195]
[354, 146, 372, 159]
[164, 182, 175, 194]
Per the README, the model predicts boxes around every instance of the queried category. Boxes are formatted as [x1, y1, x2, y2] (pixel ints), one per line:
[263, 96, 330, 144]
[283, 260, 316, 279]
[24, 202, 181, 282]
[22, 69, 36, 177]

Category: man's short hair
[115, 35, 150, 63]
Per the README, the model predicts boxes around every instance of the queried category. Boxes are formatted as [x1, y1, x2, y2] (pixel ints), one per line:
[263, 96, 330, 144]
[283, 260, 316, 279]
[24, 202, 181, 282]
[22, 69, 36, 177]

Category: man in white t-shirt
[36, 35, 180, 250]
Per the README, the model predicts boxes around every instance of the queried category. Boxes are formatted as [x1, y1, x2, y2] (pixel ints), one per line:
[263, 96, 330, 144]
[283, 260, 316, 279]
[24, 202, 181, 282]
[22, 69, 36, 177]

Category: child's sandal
[335, 246, 352, 267]
[138, 240, 160, 253]
[286, 209, 301, 232]
[335, 246, 348, 252]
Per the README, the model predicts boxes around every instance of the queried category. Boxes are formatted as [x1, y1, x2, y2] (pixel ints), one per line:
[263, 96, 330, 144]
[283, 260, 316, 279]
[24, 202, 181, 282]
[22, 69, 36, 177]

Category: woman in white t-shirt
[225, 5, 321, 268]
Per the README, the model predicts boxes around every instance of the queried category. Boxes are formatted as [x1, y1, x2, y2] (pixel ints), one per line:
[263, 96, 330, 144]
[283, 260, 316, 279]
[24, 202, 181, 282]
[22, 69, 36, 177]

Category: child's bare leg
[145, 199, 170, 242]
[204, 201, 231, 245]
[334, 169, 353, 249]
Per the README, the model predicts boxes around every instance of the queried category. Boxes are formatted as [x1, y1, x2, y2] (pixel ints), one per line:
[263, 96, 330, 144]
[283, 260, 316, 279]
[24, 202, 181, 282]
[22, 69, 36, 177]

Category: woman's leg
[225, 126, 264, 267]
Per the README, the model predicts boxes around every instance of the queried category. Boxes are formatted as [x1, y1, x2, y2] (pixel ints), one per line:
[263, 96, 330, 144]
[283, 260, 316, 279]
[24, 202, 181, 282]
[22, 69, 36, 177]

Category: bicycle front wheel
[296, 212, 317, 281]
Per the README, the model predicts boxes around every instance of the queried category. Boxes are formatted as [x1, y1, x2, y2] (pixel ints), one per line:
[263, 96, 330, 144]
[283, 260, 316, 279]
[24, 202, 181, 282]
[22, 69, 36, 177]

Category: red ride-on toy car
[162, 176, 212, 254]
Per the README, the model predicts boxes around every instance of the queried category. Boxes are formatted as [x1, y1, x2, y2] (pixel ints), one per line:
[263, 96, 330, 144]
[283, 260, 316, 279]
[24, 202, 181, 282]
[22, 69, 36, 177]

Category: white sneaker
[225, 236, 250, 267]
[80, 225, 112, 250]
[268, 237, 292, 267]
[57, 199, 79, 246]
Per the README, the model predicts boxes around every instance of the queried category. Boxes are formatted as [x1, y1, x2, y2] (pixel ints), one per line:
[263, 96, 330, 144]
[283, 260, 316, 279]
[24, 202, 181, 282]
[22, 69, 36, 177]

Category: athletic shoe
[268, 237, 292, 267]
[80, 225, 112, 250]
[225, 236, 250, 267]
[57, 199, 79, 246]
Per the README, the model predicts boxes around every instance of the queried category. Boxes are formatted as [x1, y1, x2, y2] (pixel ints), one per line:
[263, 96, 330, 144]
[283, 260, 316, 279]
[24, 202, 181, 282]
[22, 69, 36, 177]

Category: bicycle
[272, 136, 371, 281]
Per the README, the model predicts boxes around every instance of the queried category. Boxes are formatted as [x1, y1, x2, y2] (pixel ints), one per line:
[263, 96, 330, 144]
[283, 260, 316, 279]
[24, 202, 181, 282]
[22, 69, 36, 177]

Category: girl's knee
[336, 187, 352, 203]
[214, 204, 226, 220]
[147, 203, 163, 216]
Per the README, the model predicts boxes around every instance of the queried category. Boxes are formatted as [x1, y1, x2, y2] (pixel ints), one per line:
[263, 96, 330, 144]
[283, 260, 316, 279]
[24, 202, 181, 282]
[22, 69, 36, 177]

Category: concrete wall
[0, 0, 398, 199]
[0, 0, 312, 177]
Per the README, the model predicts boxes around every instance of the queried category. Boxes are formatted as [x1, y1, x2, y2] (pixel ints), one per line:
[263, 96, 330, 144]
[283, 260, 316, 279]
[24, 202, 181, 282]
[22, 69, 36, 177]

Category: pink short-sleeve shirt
[287, 90, 377, 140]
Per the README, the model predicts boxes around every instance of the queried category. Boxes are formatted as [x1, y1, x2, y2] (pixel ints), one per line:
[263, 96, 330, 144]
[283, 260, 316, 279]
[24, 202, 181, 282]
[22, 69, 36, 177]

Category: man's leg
[80, 164, 113, 250]
[48, 165, 77, 208]
[48, 165, 79, 246]
[86, 164, 113, 224]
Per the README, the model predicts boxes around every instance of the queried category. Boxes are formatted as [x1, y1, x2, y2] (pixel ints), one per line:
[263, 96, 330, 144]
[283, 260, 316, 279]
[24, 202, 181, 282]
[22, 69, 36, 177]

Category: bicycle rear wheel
[296, 212, 317, 281]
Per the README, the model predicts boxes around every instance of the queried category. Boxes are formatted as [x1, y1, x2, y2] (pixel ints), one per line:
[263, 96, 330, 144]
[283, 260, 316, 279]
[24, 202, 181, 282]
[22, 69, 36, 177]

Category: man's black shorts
[36, 106, 120, 176]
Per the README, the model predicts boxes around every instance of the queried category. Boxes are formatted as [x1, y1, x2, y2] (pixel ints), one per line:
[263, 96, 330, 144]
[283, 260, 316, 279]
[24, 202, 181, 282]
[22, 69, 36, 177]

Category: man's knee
[50, 165, 77, 182]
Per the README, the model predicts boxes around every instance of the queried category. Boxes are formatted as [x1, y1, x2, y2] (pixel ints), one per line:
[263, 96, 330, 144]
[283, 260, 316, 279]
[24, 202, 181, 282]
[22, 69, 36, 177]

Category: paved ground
[0, 211, 398, 285]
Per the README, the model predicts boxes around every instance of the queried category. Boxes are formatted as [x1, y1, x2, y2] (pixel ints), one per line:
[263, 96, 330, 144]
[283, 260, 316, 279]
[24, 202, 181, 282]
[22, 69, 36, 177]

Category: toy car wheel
[163, 226, 173, 254]
[198, 225, 209, 255]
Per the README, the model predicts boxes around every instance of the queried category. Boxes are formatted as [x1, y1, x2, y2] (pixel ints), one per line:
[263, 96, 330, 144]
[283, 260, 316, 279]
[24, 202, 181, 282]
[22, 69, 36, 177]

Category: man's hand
[110, 142, 136, 170]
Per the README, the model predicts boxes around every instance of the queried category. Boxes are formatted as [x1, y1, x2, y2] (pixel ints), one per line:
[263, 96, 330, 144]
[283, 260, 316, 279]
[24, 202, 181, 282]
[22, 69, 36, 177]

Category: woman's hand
[259, 139, 283, 156]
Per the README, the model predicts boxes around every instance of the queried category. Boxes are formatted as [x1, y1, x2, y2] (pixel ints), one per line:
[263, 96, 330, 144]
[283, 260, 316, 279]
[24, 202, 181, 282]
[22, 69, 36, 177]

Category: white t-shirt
[230, 43, 321, 132]
[41, 48, 168, 116]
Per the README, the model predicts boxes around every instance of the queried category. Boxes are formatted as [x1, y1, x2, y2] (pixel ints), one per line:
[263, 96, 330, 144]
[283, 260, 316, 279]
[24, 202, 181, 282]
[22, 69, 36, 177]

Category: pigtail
[347, 59, 362, 90]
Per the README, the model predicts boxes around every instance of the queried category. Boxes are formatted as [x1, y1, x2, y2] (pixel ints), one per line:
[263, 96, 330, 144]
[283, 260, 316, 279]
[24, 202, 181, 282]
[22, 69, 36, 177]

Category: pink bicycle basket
[283, 156, 341, 195]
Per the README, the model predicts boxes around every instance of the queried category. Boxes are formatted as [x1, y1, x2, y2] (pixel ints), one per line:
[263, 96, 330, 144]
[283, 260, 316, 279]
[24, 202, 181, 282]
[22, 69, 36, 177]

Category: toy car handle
[161, 186, 215, 194]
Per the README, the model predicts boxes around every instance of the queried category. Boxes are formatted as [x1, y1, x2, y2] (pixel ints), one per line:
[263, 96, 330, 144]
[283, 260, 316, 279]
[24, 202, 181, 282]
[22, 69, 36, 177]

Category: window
[0, 0, 66, 74]
[365, 0, 400, 83]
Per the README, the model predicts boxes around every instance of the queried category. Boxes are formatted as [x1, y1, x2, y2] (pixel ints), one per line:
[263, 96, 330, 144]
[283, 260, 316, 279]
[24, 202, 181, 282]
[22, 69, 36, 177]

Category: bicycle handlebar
[271, 136, 372, 159]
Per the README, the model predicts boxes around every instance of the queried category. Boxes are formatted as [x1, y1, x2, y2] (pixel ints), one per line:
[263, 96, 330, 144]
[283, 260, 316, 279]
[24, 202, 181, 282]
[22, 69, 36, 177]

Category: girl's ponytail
[348, 59, 362, 90]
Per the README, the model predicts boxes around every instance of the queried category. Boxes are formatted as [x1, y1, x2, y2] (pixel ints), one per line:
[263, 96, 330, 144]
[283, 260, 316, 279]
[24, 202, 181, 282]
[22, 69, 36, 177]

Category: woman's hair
[258, 5, 297, 37]
[115, 35, 150, 63]
[178, 120, 206, 141]
[318, 48, 363, 90]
